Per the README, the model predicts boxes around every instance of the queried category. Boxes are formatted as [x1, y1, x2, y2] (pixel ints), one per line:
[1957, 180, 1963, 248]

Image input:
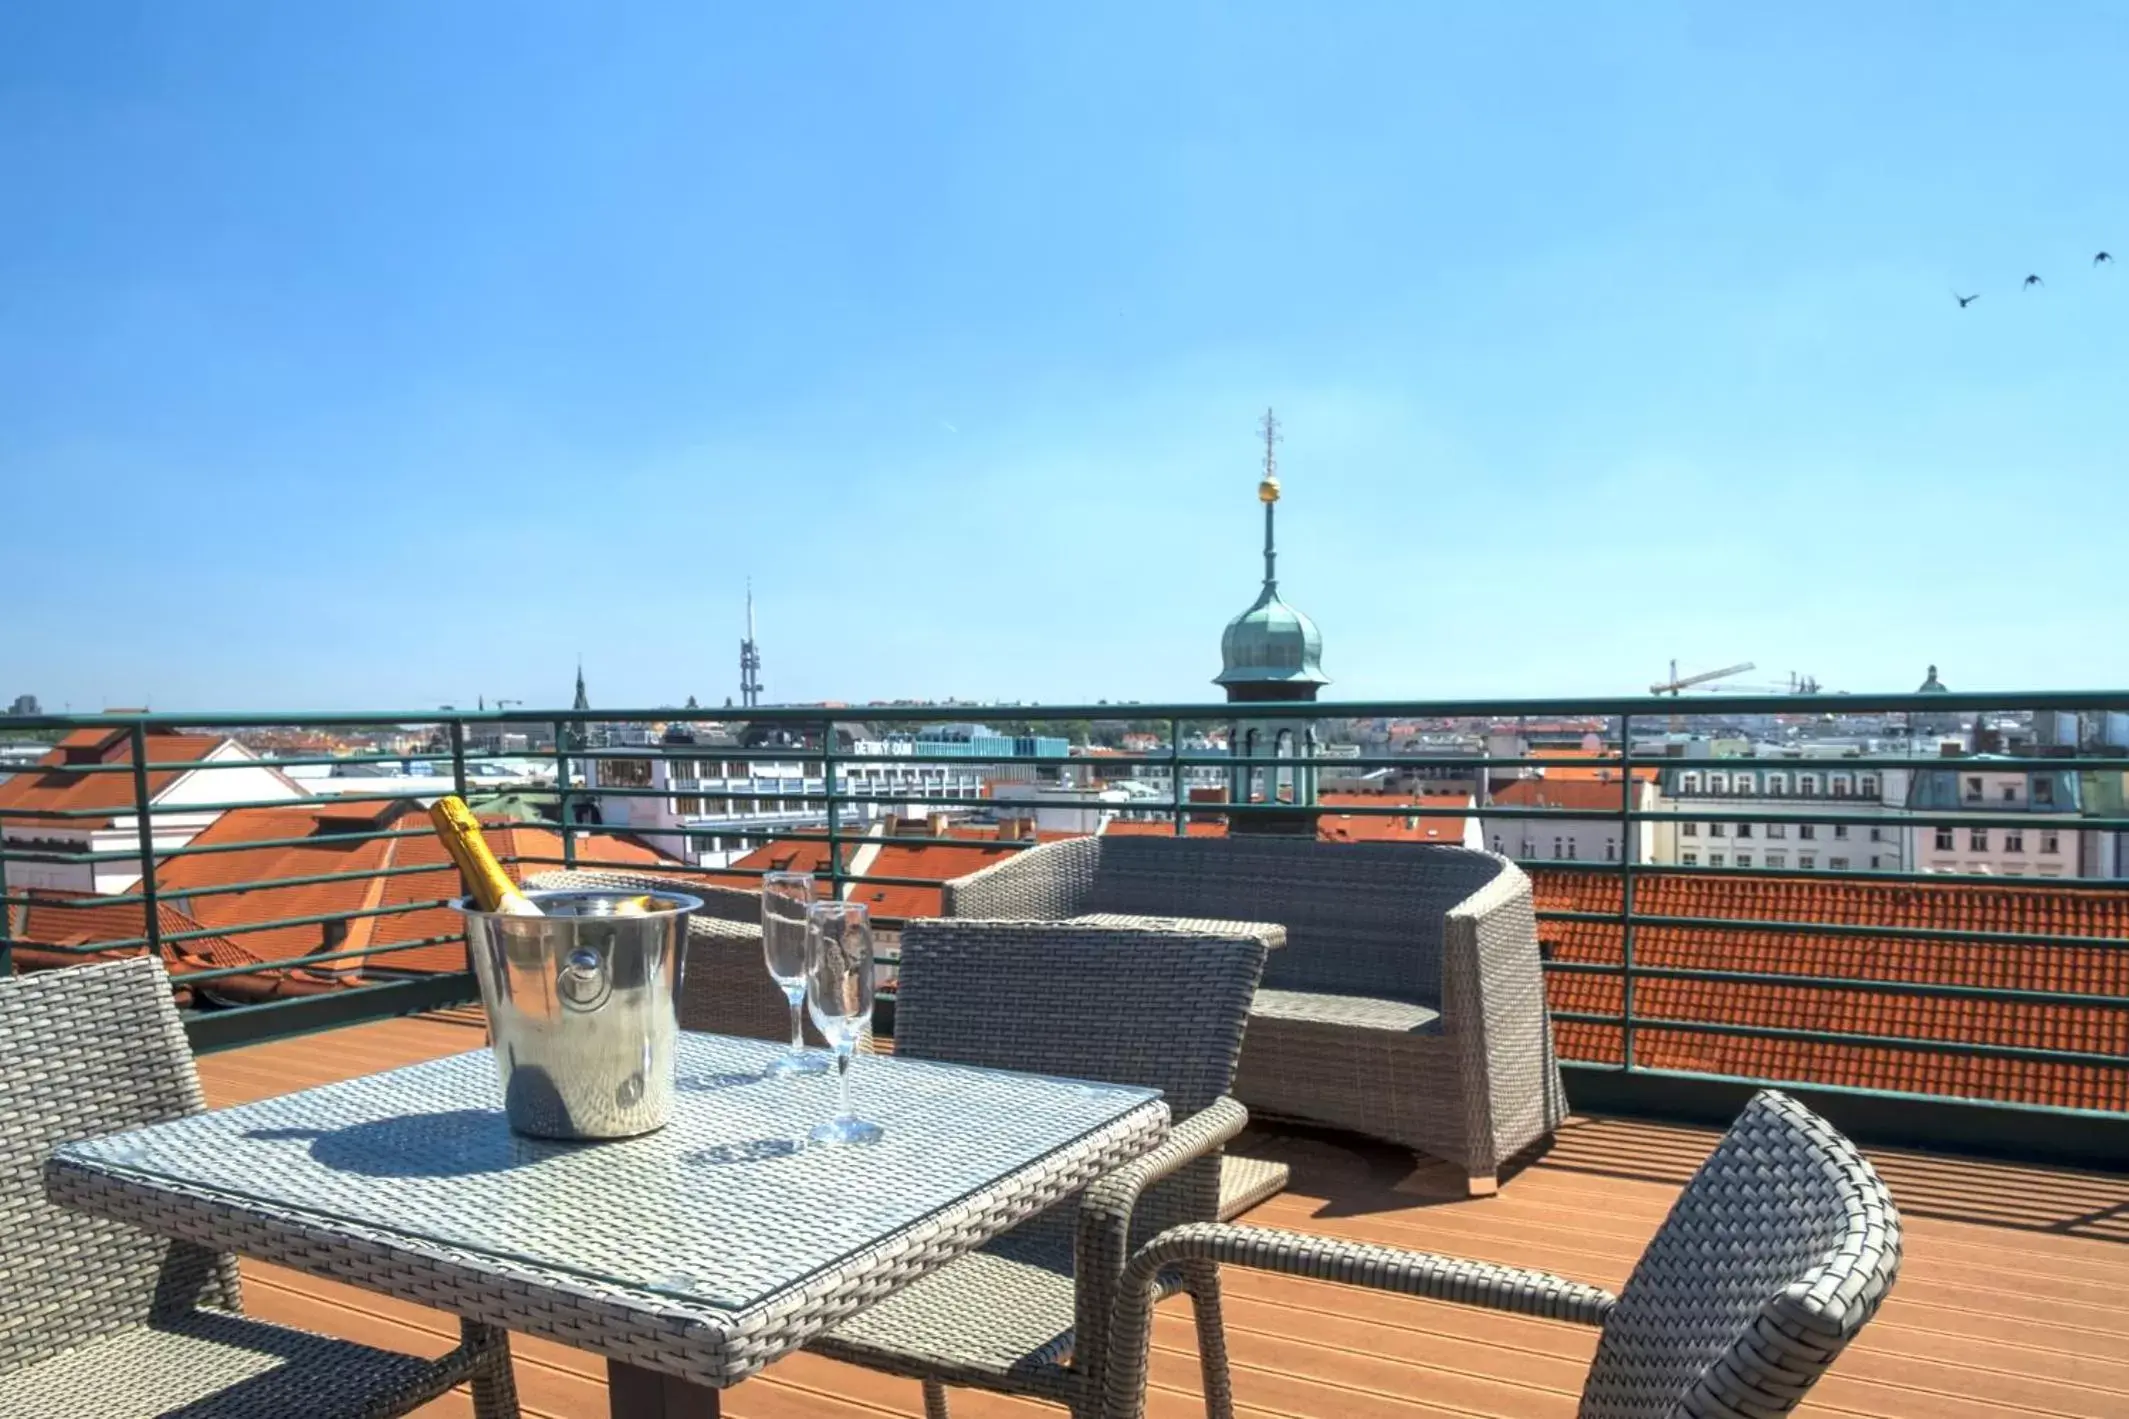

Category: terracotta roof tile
[1531, 869, 2129, 1111]
[7, 890, 342, 1001]
[0, 732, 229, 827]
[1490, 778, 1633, 810]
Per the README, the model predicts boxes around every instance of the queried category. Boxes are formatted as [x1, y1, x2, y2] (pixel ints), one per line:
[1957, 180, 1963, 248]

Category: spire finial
[1257, 409, 1281, 592]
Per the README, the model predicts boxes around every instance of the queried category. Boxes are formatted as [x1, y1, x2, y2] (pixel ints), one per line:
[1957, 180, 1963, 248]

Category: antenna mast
[738, 580, 764, 709]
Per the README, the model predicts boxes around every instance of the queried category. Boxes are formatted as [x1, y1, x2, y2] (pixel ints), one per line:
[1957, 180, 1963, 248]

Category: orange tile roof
[1101, 820, 1229, 837]
[156, 802, 409, 969]
[1531, 869, 2129, 1111]
[1317, 792, 1473, 845]
[7, 890, 344, 1001]
[15, 800, 687, 980]
[1490, 778, 1634, 810]
[0, 732, 230, 828]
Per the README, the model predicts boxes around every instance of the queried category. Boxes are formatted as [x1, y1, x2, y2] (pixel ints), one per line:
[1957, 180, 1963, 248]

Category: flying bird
[2024, 274, 2044, 289]
[1954, 291, 1980, 308]
[2098, 252, 2115, 266]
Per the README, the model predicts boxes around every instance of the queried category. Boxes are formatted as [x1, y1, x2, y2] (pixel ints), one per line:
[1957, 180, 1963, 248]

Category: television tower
[738, 581, 764, 709]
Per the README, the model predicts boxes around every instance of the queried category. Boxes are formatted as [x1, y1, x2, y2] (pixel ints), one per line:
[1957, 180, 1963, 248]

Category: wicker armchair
[1103, 1089, 1901, 1419]
[943, 835, 1566, 1193]
[525, 868, 809, 1043]
[3, 957, 520, 1419]
[810, 918, 1274, 1419]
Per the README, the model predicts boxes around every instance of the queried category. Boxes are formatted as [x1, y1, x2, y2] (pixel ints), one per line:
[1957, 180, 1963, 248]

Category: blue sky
[3, 2, 2124, 714]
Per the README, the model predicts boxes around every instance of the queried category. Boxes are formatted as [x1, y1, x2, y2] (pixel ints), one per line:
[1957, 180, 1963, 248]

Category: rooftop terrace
[204, 1012, 2129, 1419]
[3, 693, 2126, 1414]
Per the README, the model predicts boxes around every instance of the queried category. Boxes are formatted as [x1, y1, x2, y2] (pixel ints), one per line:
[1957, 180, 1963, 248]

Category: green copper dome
[1216, 585, 1328, 686]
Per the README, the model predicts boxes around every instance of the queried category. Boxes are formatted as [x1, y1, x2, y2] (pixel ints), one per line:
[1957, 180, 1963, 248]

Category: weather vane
[1258, 408, 1281, 502]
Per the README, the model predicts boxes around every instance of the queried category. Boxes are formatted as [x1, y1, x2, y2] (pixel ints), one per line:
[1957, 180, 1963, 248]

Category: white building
[989, 780, 1135, 836]
[593, 739, 987, 868]
[283, 757, 553, 798]
[1652, 759, 1912, 873]
[1481, 776, 1657, 865]
[0, 728, 307, 894]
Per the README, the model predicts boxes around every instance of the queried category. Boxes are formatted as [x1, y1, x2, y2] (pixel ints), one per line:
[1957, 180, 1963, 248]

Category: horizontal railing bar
[0, 791, 444, 821]
[14, 746, 2122, 786]
[109, 860, 454, 905]
[13, 687, 2129, 732]
[1538, 909, 2129, 952]
[1598, 1013, 2129, 1069]
[1540, 956, 2129, 1008]
[0, 847, 104, 866]
[153, 827, 444, 860]
[160, 898, 457, 947]
[0, 748, 510, 776]
[0, 859, 466, 901]
[176, 933, 467, 985]
[17, 795, 2119, 833]
[79, 898, 459, 952]
[1515, 859, 2118, 889]
[1557, 1059, 2129, 1126]
[182, 973, 480, 1054]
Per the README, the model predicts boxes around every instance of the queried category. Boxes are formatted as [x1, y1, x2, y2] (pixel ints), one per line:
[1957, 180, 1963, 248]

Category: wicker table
[45, 1032, 1168, 1418]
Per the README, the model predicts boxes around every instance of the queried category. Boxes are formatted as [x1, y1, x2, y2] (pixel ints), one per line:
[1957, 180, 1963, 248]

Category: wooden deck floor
[196, 1015, 2129, 1419]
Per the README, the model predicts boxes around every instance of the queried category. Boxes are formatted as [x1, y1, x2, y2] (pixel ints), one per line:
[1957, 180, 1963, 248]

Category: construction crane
[1650, 660, 1755, 696]
[1708, 672, 1822, 695]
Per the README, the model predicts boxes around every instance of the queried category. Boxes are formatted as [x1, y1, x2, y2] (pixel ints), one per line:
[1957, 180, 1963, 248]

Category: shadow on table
[246, 1109, 563, 1178]
[686, 1137, 805, 1166]
[676, 1067, 772, 1092]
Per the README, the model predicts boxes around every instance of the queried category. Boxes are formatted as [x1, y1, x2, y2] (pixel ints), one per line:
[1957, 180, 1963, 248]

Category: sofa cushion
[1251, 988, 1442, 1035]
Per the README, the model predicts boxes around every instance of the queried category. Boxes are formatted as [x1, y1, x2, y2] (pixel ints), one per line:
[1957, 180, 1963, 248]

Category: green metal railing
[2, 691, 2125, 1162]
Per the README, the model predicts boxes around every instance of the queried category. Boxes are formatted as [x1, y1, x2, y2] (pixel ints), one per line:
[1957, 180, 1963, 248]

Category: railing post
[128, 722, 164, 963]
[1169, 717, 1185, 836]
[824, 718, 844, 902]
[0, 814, 12, 977]
[552, 718, 577, 867]
[1617, 712, 1637, 1072]
[448, 719, 469, 801]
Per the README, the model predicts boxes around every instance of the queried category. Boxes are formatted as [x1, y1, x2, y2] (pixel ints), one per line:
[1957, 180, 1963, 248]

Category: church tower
[1214, 410, 1328, 835]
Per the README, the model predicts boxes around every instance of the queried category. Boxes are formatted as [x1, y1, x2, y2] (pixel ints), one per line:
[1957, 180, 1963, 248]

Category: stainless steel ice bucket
[455, 888, 699, 1140]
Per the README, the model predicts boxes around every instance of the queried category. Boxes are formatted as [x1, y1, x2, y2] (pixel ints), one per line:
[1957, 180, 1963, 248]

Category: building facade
[593, 740, 988, 867]
[1482, 776, 1656, 865]
[1908, 759, 2081, 878]
[1651, 759, 1913, 873]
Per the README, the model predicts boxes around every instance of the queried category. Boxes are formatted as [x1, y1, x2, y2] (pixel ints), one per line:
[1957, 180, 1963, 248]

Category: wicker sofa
[941, 835, 1566, 1193]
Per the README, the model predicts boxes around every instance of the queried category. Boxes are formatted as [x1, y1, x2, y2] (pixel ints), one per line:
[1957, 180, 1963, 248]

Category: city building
[1651, 758, 1912, 873]
[592, 737, 989, 867]
[0, 727, 306, 893]
[1216, 411, 1328, 831]
[1482, 776, 1656, 865]
[1908, 754, 2081, 878]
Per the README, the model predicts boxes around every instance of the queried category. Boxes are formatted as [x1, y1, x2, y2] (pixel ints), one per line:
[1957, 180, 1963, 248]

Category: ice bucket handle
[556, 945, 613, 1013]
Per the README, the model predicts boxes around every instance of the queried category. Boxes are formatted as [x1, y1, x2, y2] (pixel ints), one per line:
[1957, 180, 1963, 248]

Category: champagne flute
[761, 871, 829, 1076]
[805, 900, 882, 1145]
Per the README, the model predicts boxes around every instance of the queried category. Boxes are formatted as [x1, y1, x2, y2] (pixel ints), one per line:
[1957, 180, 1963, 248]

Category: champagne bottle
[429, 795, 542, 915]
